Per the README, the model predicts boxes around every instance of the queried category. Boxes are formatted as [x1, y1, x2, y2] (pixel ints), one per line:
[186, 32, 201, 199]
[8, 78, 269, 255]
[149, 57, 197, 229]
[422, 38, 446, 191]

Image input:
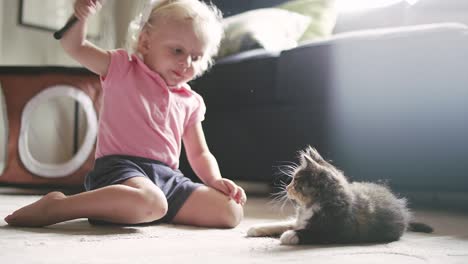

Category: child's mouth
[172, 70, 183, 78]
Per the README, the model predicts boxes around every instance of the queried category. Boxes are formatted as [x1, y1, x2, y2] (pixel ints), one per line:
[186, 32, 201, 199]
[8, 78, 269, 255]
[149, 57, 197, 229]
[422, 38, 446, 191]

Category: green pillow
[217, 8, 311, 58]
[277, 0, 338, 42]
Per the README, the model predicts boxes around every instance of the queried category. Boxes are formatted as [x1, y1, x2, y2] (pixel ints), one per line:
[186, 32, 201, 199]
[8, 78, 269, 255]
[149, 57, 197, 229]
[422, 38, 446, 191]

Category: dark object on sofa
[206, 0, 288, 17]
[182, 47, 330, 184]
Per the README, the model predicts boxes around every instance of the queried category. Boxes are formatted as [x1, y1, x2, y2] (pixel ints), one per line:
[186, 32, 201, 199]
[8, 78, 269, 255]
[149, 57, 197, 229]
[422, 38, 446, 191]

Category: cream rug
[1, 187, 468, 264]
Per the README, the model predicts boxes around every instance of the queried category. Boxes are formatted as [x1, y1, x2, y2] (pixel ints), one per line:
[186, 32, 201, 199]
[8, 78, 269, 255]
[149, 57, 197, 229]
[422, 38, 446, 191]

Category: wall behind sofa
[0, 0, 3, 61]
[335, 0, 468, 33]
[3, 0, 467, 64]
[0, 0, 119, 66]
[1, 0, 74, 65]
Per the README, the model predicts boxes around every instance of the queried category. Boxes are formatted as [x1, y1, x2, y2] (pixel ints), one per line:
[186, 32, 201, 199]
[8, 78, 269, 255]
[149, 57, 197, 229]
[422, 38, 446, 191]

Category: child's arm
[183, 123, 246, 205]
[60, 0, 110, 76]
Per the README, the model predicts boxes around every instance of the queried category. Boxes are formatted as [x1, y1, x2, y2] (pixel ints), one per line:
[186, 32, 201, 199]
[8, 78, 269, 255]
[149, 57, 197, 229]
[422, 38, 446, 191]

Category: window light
[337, 0, 420, 13]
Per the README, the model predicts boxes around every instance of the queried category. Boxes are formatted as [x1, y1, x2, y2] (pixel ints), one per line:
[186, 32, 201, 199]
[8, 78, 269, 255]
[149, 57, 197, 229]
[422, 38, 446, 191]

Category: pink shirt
[95, 49, 206, 169]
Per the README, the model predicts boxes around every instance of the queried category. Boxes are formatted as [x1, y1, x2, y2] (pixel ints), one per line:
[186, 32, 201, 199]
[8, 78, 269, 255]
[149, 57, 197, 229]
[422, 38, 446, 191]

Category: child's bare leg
[172, 186, 243, 228]
[4, 177, 168, 227]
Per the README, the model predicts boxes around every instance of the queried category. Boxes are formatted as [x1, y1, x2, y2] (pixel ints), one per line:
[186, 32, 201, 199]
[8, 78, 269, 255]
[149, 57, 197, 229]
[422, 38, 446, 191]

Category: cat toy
[53, 0, 103, 40]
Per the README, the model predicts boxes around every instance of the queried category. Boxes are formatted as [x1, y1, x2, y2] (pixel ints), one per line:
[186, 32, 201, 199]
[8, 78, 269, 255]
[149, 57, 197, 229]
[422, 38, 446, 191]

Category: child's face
[139, 18, 207, 88]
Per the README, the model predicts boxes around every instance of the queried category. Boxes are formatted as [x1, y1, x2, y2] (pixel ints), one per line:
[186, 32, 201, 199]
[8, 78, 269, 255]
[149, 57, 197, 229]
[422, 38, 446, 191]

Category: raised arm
[60, 0, 110, 76]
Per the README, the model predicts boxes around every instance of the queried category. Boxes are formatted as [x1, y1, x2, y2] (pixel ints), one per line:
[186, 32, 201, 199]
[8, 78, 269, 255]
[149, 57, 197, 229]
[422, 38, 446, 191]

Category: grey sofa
[181, 2, 468, 193]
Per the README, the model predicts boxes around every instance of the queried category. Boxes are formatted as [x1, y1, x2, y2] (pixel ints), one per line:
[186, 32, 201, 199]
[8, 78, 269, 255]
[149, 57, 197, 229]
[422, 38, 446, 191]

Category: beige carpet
[1, 187, 468, 264]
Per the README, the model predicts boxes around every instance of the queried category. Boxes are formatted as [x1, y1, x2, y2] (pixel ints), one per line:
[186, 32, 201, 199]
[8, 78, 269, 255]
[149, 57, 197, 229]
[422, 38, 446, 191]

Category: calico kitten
[247, 146, 433, 245]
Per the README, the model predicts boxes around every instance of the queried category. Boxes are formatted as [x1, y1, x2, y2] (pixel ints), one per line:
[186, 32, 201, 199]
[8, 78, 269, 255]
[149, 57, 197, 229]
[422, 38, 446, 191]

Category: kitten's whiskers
[270, 180, 295, 213]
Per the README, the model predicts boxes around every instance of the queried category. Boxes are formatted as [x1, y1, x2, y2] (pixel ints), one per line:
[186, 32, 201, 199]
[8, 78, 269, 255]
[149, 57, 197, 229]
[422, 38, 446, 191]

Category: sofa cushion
[277, 0, 338, 42]
[217, 8, 311, 58]
[191, 49, 279, 108]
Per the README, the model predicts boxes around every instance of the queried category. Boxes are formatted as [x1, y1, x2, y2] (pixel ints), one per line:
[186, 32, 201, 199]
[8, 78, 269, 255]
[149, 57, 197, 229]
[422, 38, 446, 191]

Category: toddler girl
[5, 0, 246, 228]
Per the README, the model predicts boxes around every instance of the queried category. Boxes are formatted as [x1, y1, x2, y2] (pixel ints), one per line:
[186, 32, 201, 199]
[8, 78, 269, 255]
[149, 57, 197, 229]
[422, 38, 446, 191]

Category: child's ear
[137, 30, 151, 55]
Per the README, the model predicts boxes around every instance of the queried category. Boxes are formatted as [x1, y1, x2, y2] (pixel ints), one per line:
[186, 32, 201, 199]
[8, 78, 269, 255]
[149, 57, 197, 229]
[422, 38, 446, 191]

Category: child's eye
[191, 55, 201, 62]
[173, 48, 183, 55]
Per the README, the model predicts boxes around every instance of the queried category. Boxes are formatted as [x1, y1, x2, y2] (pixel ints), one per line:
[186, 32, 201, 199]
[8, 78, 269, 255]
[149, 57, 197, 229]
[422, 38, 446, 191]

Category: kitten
[247, 146, 433, 245]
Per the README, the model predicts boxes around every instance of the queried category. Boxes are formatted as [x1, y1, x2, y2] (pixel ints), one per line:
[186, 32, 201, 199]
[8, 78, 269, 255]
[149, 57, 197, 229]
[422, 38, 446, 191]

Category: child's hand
[74, 0, 102, 21]
[209, 178, 247, 206]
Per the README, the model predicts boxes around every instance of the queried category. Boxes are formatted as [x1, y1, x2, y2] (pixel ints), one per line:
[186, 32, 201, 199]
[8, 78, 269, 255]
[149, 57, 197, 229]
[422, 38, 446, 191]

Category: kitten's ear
[305, 145, 324, 162]
[300, 149, 321, 169]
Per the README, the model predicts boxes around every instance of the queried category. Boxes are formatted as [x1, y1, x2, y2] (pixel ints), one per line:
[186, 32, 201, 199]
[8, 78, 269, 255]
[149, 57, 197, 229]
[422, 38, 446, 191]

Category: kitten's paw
[247, 226, 266, 237]
[280, 230, 299, 245]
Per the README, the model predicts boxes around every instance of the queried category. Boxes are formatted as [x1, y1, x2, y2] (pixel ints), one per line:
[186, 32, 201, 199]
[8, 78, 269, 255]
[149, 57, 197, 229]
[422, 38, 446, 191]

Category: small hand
[74, 0, 102, 21]
[209, 178, 247, 206]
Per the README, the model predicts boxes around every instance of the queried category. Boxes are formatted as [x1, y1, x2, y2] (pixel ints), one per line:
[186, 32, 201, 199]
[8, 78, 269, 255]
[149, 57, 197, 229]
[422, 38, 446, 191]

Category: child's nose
[180, 56, 192, 69]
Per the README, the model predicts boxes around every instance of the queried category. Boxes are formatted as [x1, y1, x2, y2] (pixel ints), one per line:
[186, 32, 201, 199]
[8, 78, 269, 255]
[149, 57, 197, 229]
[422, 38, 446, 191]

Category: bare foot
[4, 191, 67, 227]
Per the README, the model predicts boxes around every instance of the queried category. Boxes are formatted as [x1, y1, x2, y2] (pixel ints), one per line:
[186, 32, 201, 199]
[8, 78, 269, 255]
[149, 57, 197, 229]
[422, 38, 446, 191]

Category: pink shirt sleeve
[186, 92, 206, 129]
[101, 49, 131, 90]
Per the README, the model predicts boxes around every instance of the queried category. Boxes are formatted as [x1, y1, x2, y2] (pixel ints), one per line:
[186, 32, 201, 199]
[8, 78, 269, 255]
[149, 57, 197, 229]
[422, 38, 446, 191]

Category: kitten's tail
[408, 222, 434, 233]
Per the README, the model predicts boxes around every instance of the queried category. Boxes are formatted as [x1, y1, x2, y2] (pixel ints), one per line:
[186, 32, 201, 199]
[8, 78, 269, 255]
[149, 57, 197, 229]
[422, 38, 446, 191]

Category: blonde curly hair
[126, 0, 223, 77]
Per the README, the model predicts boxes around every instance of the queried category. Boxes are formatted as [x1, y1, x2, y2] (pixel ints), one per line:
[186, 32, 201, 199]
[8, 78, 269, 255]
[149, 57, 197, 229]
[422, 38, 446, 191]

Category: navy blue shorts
[84, 155, 203, 223]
